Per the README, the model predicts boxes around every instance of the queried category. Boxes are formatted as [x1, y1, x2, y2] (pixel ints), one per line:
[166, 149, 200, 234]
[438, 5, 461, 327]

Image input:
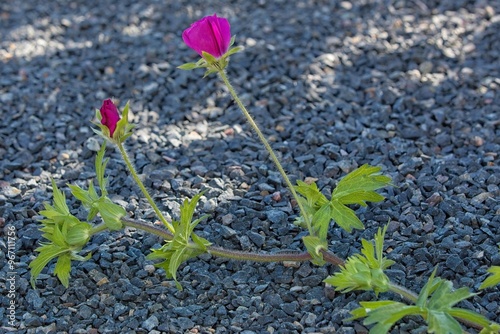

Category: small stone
[0, 184, 21, 198]
[221, 213, 235, 225]
[86, 137, 101, 152]
[144, 264, 156, 274]
[471, 136, 484, 146]
[96, 277, 109, 286]
[143, 82, 159, 95]
[445, 254, 466, 273]
[419, 61, 433, 75]
[304, 312, 317, 326]
[266, 210, 287, 224]
[426, 192, 443, 206]
[142, 315, 159, 331]
[471, 192, 493, 206]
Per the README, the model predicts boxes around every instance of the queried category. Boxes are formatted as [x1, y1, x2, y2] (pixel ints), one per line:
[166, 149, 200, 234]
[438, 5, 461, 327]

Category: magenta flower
[99, 99, 120, 137]
[182, 14, 231, 59]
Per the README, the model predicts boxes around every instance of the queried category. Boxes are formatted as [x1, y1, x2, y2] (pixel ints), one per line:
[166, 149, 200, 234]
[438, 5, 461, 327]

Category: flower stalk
[117, 143, 175, 233]
[217, 70, 311, 229]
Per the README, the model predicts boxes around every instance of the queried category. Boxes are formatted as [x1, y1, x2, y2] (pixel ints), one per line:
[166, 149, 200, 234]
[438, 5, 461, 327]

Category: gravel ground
[1, 0, 499, 333]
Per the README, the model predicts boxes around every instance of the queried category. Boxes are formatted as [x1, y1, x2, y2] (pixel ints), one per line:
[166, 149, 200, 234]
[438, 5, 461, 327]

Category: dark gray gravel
[1, 0, 499, 333]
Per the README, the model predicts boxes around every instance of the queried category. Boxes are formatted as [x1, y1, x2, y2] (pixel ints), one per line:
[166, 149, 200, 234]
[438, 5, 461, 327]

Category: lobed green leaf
[95, 141, 109, 195]
[332, 164, 392, 201]
[54, 253, 72, 288]
[480, 266, 500, 290]
[96, 199, 125, 230]
[147, 192, 210, 289]
[30, 244, 68, 288]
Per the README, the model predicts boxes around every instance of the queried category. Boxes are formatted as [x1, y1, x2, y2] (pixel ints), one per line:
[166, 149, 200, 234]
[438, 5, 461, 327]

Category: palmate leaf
[325, 225, 393, 295]
[348, 267, 499, 334]
[30, 243, 68, 288]
[147, 192, 210, 290]
[295, 181, 328, 208]
[480, 266, 500, 289]
[330, 200, 364, 233]
[295, 165, 391, 241]
[31, 180, 93, 288]
[350, 301, 421, 334]
[332, 164, 392, 205]
[480, 246, 500, 289]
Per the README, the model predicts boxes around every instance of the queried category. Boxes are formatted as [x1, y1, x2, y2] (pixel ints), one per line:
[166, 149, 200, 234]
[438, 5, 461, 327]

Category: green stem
[217, 70, 311, 230]
[90, 223, 108, 236]
[117, 143, 175, 233]
[119, 217, 344, 264]
[388, 282, 418, 303]
[101, 217, 489, 331]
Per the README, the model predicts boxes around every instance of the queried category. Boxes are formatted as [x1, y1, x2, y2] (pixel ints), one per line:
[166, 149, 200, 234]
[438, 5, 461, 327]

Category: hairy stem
[217, 70, 311, 231]
[119, 217, 346, 264]
[90, 223, 108, 236]
[117, 143, 175, 233]
[387, 282, 418, 303]
[109, 217, 490, 330]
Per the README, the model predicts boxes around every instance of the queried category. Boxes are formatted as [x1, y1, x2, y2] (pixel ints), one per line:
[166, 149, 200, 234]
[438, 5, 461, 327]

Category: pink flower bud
[182, 14, 231, 59]
[100, 99, 120, 137]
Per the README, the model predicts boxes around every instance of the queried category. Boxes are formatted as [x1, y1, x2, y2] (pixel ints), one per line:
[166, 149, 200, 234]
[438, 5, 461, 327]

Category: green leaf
[168, 246, 188, 290]
[191, 232, 211, 250]
[448, 308, 493, 328]
[147, 192, 210, 289]
[95, 141, 108, 195]
[51, 222, 68, 247]
[332, 164, 392, 202]
[96, 199, 125, 230]
[480, 266, 500, 289]
[54, 252, 72, 288]
[68, 184, 90, 204]
[325, 226, 392, 294]
[312, 203, 332, 240]
[302, 235, 327, 266]
[295, 180, 328, 207]
[50, 179, 70, 215]
[416, 267, 441, 306]
[347, 264, 499, 333]
[29, 244, 68, 288]
[426, 311, 462, 334]
[349, 301, 421, 334]
[330, 200, 364, 232]
[428, 282, 475, 311]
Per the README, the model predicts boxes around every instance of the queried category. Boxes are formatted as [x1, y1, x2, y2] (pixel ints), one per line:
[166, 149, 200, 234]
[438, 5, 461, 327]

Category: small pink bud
[182, 14, 231, 59]
[100, 99, 120, 137]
